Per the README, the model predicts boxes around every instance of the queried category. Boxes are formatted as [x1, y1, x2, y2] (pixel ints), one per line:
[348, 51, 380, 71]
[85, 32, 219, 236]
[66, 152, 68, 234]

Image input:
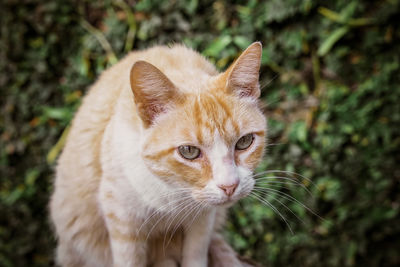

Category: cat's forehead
[176, 91, 262, 146]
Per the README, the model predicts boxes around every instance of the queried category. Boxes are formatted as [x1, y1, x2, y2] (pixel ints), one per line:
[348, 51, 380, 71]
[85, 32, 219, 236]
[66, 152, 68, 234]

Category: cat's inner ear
[222, 42, 262, 98]
[130, 61, 182, 127]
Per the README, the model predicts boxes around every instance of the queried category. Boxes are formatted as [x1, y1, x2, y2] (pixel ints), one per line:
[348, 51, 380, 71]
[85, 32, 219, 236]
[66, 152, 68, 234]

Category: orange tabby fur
[50, 42, 266, 267]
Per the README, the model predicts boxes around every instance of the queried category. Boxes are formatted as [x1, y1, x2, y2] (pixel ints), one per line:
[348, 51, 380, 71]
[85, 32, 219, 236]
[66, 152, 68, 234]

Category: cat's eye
[178, 145, 201, 160]
[235, 134, 254, 150]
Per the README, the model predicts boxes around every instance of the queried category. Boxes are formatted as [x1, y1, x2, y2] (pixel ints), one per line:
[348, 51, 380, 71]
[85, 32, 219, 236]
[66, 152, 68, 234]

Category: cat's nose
[218, 182, 239, 197]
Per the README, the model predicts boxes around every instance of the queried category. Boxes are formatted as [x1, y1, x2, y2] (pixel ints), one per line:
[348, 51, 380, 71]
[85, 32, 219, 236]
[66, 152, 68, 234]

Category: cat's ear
[221, 42, 262, 98]
[130, 61, 182, 127]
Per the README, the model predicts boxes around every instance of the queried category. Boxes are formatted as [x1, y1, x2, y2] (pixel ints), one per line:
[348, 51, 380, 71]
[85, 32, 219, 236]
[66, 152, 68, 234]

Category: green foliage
[1, 0, 399, 266]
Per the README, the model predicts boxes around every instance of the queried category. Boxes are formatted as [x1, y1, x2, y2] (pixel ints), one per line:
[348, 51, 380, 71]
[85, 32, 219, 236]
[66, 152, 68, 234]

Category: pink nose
[218, 182, 239, 197]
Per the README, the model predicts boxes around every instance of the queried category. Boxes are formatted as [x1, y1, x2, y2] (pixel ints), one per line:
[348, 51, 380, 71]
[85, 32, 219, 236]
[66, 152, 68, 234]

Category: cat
[50, 42, 266, 267]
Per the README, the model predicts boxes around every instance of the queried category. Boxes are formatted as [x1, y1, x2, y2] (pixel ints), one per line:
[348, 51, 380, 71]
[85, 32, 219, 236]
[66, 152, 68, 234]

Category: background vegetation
[1, 0, 399, 266]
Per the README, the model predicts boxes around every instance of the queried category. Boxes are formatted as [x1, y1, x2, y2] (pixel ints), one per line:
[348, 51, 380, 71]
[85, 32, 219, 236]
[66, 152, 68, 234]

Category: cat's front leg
[107, 223, 147, 267]
[99, 181, 147, 267]
[181, 208, 216, 267]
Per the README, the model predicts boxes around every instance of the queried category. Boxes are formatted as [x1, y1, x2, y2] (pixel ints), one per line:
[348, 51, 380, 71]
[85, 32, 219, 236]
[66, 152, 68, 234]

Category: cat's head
[130, 42, 266, 206]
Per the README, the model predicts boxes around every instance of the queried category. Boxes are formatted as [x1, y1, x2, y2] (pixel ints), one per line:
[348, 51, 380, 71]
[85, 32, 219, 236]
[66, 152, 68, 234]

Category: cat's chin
[197, 197, 240, 208]
[210, 199, 237, 208]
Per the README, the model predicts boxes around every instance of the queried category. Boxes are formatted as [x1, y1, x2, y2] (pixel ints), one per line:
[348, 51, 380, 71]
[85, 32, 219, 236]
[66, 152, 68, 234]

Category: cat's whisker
[139, 194, 192, 224]
[164, 201, 203, 250]
[257, 191, 307, 225]
[253, 183, 298, 192]
[244, 178, 256, 192]
[255, 180, 302, 187]
[185, 201, 207, 231]
[138, 195, 194, 236]
[162, 201, 195, 253]
[252, 173, 300, 181]
[255, 170, 317, 188]
[253, 173, 313, 191]
[162, 198, 198, 249]
[255, 177, 302, 185]
[253, 187, 323, 221]
[164, 200, 205, 251]
[260, 74, 279, 91]
[254, 185, 294, 191]
[249, 192, 294, 234]
[145, 198, 195, 243]
[169, 200, 203, 238]
[254, 177, 313, 196]
[252, 174, 299, 182]
[265, 142, 285, 148]
[137, 185, 191, 207]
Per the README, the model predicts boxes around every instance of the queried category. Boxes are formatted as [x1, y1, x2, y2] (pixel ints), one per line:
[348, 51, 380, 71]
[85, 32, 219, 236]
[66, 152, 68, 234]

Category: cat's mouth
[212, 190, 253, 207]
[192, 187, 252, 207]
[191, 191, 235, 206]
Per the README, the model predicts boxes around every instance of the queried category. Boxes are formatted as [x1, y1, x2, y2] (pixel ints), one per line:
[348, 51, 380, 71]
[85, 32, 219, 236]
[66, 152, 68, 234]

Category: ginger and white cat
[50, 42, 266, 267]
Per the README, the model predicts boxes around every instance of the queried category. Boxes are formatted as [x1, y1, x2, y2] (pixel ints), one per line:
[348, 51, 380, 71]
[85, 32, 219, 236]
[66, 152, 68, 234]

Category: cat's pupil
[235, 134, 254, 150]
[178, 145, 201, 160]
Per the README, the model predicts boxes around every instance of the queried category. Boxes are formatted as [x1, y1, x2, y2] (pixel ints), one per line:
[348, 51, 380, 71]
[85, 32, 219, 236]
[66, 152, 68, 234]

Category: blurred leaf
[47, 126, 70, 164]
[289, 121, 308, 143]
[318, 26, 349, 56]
[203, 35, 232, 57]
[233, 36, 252, 50]
[42, 107, 72, 121]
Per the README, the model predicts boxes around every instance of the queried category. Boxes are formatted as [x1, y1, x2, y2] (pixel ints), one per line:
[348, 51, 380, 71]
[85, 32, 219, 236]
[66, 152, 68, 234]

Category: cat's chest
[139, 203, 200, 237]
